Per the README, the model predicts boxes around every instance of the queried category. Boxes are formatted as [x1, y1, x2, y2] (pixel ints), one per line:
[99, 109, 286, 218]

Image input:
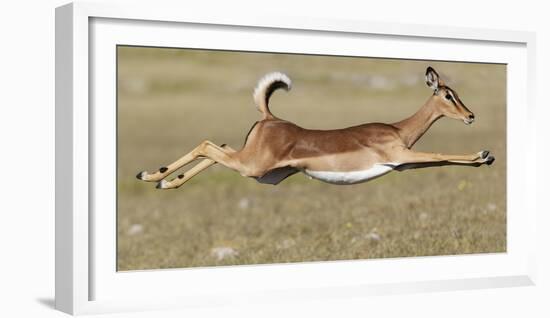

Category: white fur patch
[304, 163, 399, 185]
[253, 72, 291, 110]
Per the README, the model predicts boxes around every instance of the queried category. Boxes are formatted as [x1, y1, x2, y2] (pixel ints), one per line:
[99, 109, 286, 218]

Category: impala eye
[445, 93, 452, 100]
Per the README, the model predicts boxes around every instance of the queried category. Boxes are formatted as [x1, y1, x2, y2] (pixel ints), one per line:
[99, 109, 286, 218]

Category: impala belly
[303, 163, 399, 185]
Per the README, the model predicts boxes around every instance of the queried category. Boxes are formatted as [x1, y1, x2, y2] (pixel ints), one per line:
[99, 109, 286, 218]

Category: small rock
[127, 224, 143, 236]
[238, 198, 250, 210]
[365, 232, 381, 241]
[210, 247, 239, 261]
[276, 238, 296, 250]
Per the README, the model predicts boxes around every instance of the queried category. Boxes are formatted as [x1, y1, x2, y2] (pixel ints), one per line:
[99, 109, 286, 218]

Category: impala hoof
[486, 156, 495, 165]
[480, 150, 490, 159]
[136, 171, 147, 180]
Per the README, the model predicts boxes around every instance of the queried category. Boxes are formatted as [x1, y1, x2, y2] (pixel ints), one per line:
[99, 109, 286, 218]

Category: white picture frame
[55, 2, 537, 315]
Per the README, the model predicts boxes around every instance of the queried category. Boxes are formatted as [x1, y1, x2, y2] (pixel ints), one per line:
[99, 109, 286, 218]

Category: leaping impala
[137, 66, 494, 189]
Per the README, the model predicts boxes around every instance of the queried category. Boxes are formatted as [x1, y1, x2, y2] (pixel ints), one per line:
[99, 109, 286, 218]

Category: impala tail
[253, 72, 292, 120]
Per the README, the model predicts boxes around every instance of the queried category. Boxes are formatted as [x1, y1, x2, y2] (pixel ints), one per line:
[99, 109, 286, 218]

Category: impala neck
[393, 97, 442, 148]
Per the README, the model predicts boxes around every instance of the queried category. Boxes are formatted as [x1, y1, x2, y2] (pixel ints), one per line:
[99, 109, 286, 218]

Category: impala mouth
[463, 114, 475, 125]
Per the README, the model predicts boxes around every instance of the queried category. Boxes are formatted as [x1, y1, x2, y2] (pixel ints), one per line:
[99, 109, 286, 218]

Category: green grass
[116, 46, 506, 271]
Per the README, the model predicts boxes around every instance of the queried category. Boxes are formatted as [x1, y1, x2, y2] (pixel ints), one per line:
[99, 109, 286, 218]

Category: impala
[137, 67, 494, 189]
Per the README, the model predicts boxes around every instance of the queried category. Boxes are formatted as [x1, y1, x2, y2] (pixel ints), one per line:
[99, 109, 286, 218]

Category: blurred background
[117, 46, 506, 271]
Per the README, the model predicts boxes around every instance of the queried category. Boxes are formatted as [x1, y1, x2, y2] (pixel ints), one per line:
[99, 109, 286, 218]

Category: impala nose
[464, 113, 475, 124]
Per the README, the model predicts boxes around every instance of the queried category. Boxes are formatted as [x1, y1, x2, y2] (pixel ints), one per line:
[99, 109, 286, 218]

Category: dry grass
[116, 46, 506, 271]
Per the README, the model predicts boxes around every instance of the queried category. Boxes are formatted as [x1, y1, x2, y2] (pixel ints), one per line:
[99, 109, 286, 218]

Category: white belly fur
[304, 163, 399, 185]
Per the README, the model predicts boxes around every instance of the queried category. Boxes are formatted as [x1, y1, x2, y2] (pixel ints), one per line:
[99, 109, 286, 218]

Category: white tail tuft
[253, 72, 292, 119]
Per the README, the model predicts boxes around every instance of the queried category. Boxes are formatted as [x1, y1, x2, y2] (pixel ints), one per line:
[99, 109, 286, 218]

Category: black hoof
[481, 150, 490, 159]
[159, 167, 168, 173]
[178, 174, 184, 179]
[156, 182, 163, 189]
[136, 171, 145, 180]
[486, 156, 495, 165]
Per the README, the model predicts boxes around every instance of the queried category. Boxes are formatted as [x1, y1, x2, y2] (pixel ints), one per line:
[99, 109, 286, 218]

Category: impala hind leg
[393, 149, 495, 171]
[136, 142, 236, 182]
[157, 144, 237, 189]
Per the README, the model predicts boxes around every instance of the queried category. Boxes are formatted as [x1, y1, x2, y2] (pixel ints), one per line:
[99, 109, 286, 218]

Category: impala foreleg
[393, 149, 495, 171]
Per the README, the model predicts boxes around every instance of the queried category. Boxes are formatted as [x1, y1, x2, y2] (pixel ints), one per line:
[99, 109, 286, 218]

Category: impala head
[425, 66, 475, 125]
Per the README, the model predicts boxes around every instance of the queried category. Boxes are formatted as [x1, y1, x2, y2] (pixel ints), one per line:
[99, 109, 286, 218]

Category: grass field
[116, 46, 506, 271]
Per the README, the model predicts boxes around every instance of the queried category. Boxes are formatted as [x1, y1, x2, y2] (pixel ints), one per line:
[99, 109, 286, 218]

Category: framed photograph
[55, 2, 537, 315]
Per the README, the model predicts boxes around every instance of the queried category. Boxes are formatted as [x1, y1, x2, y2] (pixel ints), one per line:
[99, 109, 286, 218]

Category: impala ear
[425, 66, 441, 92]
